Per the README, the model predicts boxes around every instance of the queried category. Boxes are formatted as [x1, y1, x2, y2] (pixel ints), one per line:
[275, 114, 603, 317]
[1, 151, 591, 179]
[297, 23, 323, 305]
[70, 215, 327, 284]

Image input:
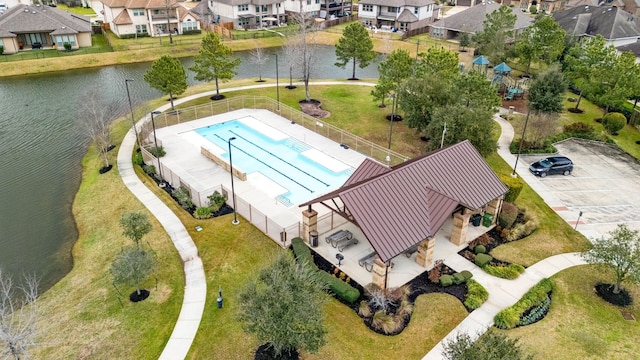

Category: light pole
[274, 54, 281, 112]
[575, 211, 583, 230]
[150, 110, 165, 187]
[125, 79, 141, 150]
[512, 107, 532, 176]
[228, 137, 239, 225]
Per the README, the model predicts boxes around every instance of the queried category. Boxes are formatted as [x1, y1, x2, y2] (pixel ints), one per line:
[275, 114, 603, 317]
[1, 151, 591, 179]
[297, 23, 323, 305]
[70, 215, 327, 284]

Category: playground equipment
[490, 62, 529, 100]
[472, 55, 490, 75]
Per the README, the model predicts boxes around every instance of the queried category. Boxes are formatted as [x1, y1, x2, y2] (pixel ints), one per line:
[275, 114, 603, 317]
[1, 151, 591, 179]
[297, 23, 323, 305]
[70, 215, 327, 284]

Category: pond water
[0, 45, 382, 292]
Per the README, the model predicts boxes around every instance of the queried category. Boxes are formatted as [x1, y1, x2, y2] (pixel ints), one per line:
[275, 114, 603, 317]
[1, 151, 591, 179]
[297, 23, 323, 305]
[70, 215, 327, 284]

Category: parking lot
[520, 138, 640, 239]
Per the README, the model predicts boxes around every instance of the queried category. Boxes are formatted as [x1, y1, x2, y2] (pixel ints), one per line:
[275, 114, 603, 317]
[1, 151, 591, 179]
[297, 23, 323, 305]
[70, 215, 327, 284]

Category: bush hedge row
[291, 237, 360, 303]
[494, 278, 554, 329]
[464, 279, 489, 310]
[499, 175, 524, 203]
[481, 263, 525, 279]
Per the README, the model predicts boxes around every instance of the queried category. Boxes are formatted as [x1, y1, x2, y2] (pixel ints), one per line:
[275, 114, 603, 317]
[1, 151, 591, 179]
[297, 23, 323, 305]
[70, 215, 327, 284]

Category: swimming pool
[195, 118, 354, 207]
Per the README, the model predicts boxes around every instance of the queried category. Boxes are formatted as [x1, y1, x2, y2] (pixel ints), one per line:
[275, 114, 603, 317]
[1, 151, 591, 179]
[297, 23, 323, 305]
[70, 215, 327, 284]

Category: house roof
[360, 0, 435, 6]
[617, 39, 640, 56]
[113, 8, 132, 25]
[397, 9, 419, 22]
[215, 0, 284, 5]
[553, 5, 640, 40]
[429, 2, 534, 34]
[101, 0, 180, 9]
[0, 4, 90, 34]
[301, 140, 508, 262]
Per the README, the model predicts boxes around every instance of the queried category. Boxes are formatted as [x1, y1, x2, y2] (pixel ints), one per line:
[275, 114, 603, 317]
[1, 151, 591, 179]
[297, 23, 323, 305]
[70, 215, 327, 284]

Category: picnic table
[326, 229, 353, 247]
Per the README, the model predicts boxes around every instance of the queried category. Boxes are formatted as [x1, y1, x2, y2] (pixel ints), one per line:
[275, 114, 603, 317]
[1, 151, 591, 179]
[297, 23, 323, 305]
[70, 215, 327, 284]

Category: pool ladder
[276, 195, 293, 207]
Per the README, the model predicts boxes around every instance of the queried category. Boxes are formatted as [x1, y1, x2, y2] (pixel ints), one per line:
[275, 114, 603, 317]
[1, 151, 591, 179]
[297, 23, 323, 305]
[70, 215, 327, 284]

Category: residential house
[300, 140, 508, 289]
[429, 2, 534, 41]
[502, 0, 567, 14]
[319, 0, 352, 20]
[553, 5, 640, 47]
[616, 40, 640, 62]
[99, 0, 201, 38]
[357, 0, 438, 32]
[0, 4, 92, 54]
[211, 0, 286, 30]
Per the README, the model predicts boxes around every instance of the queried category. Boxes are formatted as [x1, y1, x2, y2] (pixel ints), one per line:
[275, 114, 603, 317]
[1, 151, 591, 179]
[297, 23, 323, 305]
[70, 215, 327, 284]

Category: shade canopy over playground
[493, 62, 512, 74]
[472, 55, 490, 65]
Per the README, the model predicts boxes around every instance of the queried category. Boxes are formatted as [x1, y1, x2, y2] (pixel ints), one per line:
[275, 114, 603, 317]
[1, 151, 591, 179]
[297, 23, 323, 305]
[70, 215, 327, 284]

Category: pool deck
[153, 108, 369, 237]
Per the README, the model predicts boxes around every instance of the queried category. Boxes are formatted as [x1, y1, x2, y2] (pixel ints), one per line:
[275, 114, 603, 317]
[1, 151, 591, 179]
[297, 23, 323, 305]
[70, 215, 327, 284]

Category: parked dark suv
[529, 156, 573, 177]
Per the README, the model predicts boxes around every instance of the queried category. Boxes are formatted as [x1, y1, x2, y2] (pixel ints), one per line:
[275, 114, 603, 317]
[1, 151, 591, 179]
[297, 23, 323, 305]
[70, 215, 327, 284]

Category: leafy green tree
[443, 329, 533, 360]
[143, 55, 187, 111]
[120, 211, 152, 248]
[582, 224, 640, 294]
[371, 49, 415, 107]
[237, 251, 328, 357]
[592, 51, 640, 114]
[426, 105, 496, 156]
[190, 32, 241, 100]
[110, 245, 157, 298]
[416, 46, 460, 76]
[563, 35, 617, 111]
[472, 6, 517, 63]
[459, 33, 471, 52]
[334, 23, 376, 79]
[514, 15, 565, 74]
[399, 72, 456, 133]
[527, 65, 567, 114]
[602, 112, 626, 134]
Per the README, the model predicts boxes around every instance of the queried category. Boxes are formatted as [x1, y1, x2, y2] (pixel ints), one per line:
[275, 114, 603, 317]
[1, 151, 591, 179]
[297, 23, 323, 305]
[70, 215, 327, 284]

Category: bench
[403, 244, 419, 258]
[358, 251, 377, 272]
[337, 237, 358, 252]
[326, 229, 352, 247]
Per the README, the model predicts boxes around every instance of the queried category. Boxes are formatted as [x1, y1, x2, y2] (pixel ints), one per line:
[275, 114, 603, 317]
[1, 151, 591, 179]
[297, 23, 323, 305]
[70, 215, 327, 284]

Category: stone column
[415, 237, 435, 268]
[301, 207, 318, 245]
[484, 196, 503, 225]
[371, 258, 389, 289]
[450, 212, 471, 246]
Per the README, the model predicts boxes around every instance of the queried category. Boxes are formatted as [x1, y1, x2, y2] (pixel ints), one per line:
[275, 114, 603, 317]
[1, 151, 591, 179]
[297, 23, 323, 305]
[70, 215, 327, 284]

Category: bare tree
[283, 36, 298, 90]
[525, 112, 559, 149]
[249, 40, 268, 82]
[77, 88, 118, 172]
[287, 3, 320, 102]
[0, 268, 38, 360]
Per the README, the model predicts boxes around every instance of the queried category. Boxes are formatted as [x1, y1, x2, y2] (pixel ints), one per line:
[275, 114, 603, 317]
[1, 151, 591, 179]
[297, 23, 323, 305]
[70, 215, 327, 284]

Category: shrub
[482, 263, 525, 279]
[148, 145, 166, 157]
[460, 270, 473, 281]
[453, 272, 466, 285]
[519, 295, 551, 326]
[474, 253, 493, 267]
[208, 191, 226, 212]
[316, 267, 360, 303]
[133, 152, 144, 165]
[63, 42, 72, 51]
[529, 5, 537, 13]
[428, 259, 443, 283]
[0, 45, 4, 55]
[397, 299, 413, 317]
[439, 274, 454, 287]
[464, 279, 489, 309]
[358, 300, 372, 317]
[172, 186, 193, 210]
[602, 112, 626, 134]
[563, 122, 595, 137]
[469, 233, 492, 248]
[474, 245, 486, 254]
[495, 278, 554, 329]
[500, 175, 524, 203]
[291, 237, 313, 265]
[142, 164, 156, 175]
[506, 213, 538, 241]
[499, 202, 518, 229]
[194, 206, 212, 219]
[183, 29, 202, 35]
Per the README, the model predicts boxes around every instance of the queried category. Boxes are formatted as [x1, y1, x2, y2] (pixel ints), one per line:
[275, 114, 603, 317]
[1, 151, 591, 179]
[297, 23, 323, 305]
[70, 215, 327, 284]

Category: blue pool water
[195, 119, 354, 207]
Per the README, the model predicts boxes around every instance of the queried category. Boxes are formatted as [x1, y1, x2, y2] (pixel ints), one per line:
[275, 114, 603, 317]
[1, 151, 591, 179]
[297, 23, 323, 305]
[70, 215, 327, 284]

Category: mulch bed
[299, 99, 330, 119]
[254, 344, 299, 360]
[595, 283, 633, 307]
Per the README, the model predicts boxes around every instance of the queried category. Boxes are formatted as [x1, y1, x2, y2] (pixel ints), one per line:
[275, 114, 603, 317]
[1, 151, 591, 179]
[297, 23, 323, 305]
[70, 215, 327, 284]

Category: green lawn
[54, 4, 96, 15]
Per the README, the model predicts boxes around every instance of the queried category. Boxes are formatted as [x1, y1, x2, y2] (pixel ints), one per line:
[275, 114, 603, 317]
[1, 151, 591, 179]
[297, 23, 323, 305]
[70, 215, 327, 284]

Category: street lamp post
[228, 137, 239, 225]
[125, 79, 141, 150]
[275, 54, 280, 112]
[386, 93, 397, 164]
[512, 107, 533, 176]
[150, 111, 165, 187]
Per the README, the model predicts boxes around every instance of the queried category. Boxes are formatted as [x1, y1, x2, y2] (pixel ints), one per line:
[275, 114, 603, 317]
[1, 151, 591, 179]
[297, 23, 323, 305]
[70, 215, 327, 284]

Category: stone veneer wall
[200, 146, 247, 181]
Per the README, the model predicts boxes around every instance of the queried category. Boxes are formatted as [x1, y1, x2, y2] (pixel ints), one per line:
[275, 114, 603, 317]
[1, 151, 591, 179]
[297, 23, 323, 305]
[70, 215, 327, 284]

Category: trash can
[471, 214, 482, 227]
[217, 297, 223, 308]
[309, 230, 318, 248]
[482, 213, 494, 227]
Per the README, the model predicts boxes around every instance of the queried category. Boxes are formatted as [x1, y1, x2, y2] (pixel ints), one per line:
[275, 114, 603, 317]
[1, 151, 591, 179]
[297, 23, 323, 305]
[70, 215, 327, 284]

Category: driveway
[520, 138, 640, 238]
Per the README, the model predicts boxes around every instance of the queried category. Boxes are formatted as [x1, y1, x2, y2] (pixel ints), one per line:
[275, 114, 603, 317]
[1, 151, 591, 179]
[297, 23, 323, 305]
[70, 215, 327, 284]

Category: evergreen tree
[190, 32, 241, 100]
[527, 65, 567, 114]
[143, 55, 187, 111]
[472, 6, 517, 63]
[371, 49, 415, 107]
[335, 23, 376, 79]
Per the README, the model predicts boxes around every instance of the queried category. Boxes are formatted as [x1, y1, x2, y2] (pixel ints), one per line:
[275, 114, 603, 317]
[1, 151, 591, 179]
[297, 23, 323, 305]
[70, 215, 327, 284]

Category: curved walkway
[422, 110, 591, 359]
[117, 81, 375, 359]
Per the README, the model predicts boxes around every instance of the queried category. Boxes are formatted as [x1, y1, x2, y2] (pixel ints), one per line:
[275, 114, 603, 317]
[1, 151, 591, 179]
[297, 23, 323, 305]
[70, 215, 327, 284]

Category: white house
[358, 0, 437, 32]
[210, 0, 286, 30]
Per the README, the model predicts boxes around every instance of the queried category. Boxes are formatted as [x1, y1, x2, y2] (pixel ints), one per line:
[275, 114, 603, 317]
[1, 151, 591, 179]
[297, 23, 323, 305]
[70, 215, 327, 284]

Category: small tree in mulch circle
[120, 211, 152, 249]
[110, 245, 157, 303]
[357, 284, 412, 335]
[582, 224, 640, 306]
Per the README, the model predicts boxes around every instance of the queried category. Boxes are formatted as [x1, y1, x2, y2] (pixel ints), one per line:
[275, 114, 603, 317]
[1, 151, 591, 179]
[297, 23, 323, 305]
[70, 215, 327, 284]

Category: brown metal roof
[301, 140, 507, 262]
